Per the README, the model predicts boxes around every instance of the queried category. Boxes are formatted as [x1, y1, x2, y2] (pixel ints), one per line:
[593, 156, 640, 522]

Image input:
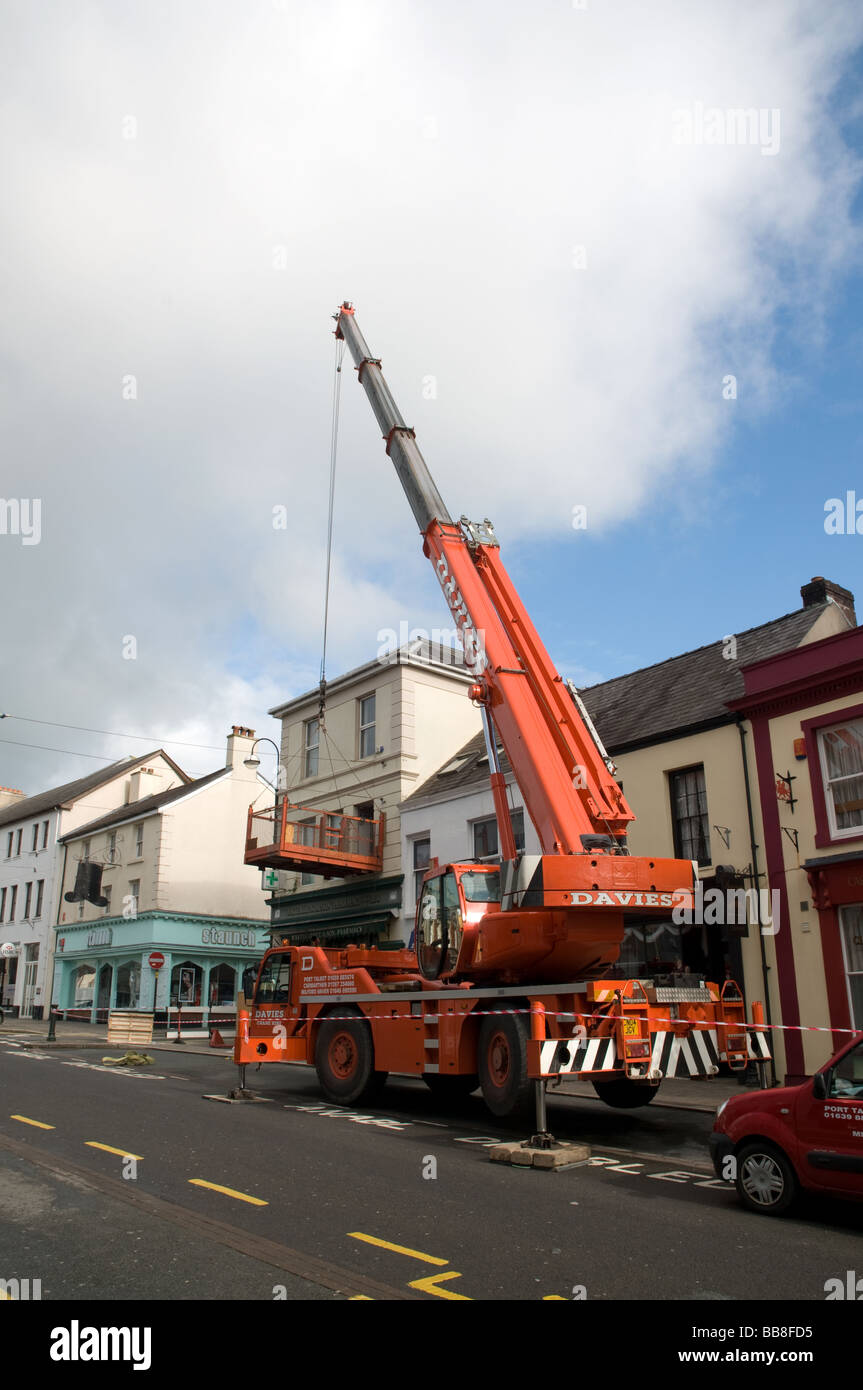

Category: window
[304, 718, 319, 778]
[128, 880, 140, 914]
[828, 1038, 863, 1098]
[412, 837, 431, 902]
[42, 820, 49, 849]
[102, 885, 112, 916]
[31, 824, 39, 852]
[34, 880, 44, 919]
[171, 961, 201, 1006]
[115, 963, 140, 1009]
[5, 831, 12, 858]
[208, 963, 237, 1007]
[818, 721, 863, 839]
[134, 823, 144, 857]
[23, 882, 32, 919]
[0, 887, 4, 920]
[8, 886, 17, 921]
[82, 839, 91, 861]
[252, 957, 291, 1005]
[73, 963, 96, 1009]
[472, 810, 525, 862]
[669, 766, 711, 866]
[359, 693, 376, 759]
[15, 829, 21, 856]
[107, 831, 117, 864]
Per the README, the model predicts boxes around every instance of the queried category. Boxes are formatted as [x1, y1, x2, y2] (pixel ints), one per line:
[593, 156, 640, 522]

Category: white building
[52, 727, 271, 1023]
[399, 731, 540, 940]
[0, 752, 188, 1017]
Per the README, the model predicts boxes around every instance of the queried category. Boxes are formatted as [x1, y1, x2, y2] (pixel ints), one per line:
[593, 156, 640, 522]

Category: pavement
[0, 1015, 765, 1113]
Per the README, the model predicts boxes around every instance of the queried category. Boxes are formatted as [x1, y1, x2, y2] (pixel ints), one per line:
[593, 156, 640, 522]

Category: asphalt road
[1, 1041, 861, 1305]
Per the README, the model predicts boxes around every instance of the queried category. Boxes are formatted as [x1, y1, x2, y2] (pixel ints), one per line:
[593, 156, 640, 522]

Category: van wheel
[478, 1015, 533, 1121]
[592, 1078, 660, 1109]
[315, 1016, 387, 1105]
[735, 1141, 798, 1215]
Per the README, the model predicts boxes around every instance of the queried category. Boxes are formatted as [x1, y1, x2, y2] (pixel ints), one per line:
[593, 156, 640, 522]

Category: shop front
[269, 875, 404, 948]
[53, 911, 269, 1027]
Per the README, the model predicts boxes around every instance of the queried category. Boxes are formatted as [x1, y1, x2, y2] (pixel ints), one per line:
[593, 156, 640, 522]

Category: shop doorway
[21, 945, 39, 1018]
[97, 964, 113, 1012]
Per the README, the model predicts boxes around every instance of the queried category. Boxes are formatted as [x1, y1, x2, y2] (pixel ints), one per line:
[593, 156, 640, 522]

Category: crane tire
[478, 1014, 533, 1121]
[315, 1014, 387, 1106]
[591, 1077, 660, 1108]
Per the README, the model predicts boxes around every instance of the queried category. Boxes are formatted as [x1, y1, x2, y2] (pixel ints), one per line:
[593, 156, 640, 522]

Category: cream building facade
[266, 642, 482, 945]
[52, 727, 270, 1023]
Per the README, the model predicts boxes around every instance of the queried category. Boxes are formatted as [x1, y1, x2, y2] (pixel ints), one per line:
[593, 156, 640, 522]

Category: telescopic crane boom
[335, 301, 633, 858]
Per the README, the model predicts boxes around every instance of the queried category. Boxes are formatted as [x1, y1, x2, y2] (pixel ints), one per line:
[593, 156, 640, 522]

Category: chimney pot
[801, 576, 856, 626]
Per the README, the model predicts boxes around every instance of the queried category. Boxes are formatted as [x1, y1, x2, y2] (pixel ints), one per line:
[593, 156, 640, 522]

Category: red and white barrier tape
[242, 1006, 857, 1035]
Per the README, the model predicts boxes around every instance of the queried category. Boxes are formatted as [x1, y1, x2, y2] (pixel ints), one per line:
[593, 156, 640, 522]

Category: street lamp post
[243, 737, 283, 790]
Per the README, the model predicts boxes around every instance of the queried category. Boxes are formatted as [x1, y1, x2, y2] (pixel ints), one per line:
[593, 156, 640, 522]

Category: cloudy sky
[2, 0, 862, 794]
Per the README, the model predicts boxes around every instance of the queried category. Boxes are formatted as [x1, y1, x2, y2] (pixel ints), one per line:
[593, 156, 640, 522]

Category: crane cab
[414, 863, 501, 981]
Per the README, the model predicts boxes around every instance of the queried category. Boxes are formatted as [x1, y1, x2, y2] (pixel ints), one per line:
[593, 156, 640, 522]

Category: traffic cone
[209, 1027, 226, 1048]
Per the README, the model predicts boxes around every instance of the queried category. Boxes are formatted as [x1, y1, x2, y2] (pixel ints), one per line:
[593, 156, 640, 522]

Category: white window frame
[818, 719, 863, 841]
[411, 835, 431, 904]
[304, 719, 319, 779]
[359, 693, 376, 760]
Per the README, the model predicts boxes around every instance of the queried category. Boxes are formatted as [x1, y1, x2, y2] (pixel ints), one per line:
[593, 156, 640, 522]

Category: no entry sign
[148, 952, 165, 971]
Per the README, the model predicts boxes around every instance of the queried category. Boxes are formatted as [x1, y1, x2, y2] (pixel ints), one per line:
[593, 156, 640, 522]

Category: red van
[709, 1031, 863, 1215]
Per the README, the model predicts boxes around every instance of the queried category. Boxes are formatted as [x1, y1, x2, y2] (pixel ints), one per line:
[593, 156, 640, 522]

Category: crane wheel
[477, 1014, 532, 1120]
[591, 1077, 660, 1109]
[315, 1015, 388, 1105]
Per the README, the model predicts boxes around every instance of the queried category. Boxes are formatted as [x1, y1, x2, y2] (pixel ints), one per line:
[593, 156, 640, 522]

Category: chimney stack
[800, 577, 856, 628]
[226, 726, 256, 770]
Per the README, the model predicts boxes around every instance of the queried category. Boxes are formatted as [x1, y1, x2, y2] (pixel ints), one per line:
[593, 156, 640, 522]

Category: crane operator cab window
[252, 955, 293, 1006]
[417, 871, 463, 979]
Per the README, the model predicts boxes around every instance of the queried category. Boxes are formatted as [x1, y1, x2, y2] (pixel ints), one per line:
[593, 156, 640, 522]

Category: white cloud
[1, 0, 860, 789]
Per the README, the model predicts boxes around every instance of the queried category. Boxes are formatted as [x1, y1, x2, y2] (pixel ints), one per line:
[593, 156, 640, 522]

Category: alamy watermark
[824, 492, 863, 535]
[672, 883, 779, 935]
[377, 622, 486, 673]
[1, 1277, 41, 1300]
[672, 103, 780, 157]
[0, 498, 41, 545]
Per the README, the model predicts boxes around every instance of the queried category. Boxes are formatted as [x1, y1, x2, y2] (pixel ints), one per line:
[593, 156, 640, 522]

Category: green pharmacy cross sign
[262, 870, 279, 891]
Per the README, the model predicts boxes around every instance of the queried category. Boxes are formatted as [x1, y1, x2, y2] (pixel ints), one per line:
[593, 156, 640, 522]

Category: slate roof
[59, 768, 229, 842]
[577, 602, 828, 754]
[0, 752, 189, 830]
[402, 601, 830, 807]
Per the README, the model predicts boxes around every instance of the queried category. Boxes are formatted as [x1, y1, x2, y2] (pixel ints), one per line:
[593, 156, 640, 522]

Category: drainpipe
[737, 717, 776, 1086]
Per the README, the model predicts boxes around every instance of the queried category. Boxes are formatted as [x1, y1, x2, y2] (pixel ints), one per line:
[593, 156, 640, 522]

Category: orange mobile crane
[234, 303, 770, 1123]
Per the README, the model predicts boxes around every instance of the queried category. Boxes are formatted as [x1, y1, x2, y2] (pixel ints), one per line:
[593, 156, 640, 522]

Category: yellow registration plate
[622, 1019, 640, 1037]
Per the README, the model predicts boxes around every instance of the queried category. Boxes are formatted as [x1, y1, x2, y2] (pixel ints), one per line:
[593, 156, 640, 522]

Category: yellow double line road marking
[188, 1179, 267, 1207]
[86, 1142, 143, 1159]
[348, 1233, 447, 1265]
[348, 1232, 471, 1299]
